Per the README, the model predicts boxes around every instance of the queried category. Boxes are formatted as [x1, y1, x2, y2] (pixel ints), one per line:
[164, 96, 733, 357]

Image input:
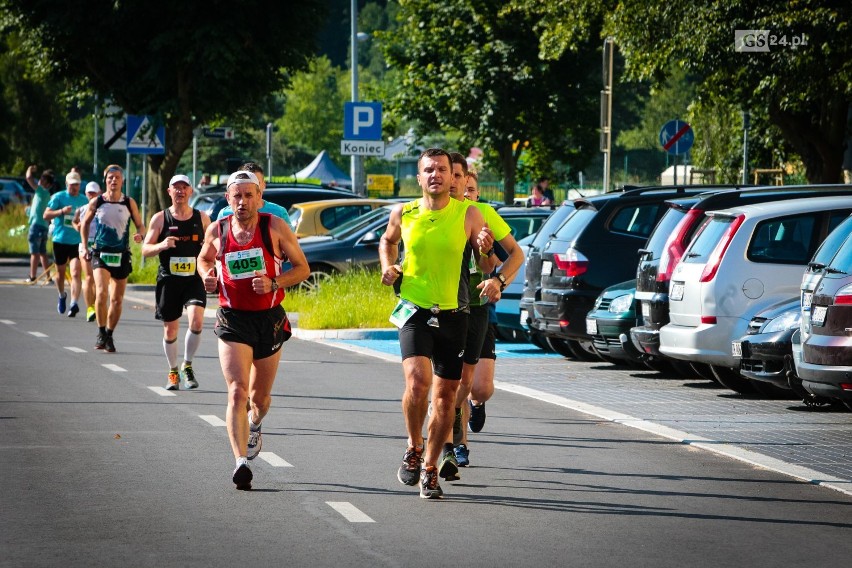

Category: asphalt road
[1, 266, 851, 567]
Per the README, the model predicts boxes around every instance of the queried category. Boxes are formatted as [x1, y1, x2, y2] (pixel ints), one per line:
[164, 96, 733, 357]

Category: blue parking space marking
[328, 338, 561, 359]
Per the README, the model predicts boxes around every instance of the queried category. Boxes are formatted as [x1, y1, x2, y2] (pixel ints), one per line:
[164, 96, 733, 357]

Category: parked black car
[631, 184, 852, 372]
[734, 297, 801, 397]
[527, 185, 708, 359]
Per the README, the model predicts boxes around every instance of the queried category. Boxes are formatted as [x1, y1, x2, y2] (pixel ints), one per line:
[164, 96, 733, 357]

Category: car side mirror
[360, 231, 380, 245]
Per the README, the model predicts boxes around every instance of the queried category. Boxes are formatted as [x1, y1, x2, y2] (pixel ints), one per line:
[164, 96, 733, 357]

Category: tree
[379, 0, 602, 203]
[518, 0, 851, 184]
[1, 0, 326, 214]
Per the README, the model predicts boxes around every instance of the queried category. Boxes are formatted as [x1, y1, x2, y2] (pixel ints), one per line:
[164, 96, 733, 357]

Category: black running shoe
[397, 446, 423, 486]
[468, 401, 486, 433]
[232, 464, 252, 491]
[438, 449, 460, 481]
[104, 335, 116, 353]
[95, 332, 106, 350]
[419, 466, 443, 499]
[67, 303, 79, 318]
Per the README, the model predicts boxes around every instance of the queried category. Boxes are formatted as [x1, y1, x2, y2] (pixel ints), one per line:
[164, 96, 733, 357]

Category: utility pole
[601, 37, 614, 192]
[350, 0, 363, 195]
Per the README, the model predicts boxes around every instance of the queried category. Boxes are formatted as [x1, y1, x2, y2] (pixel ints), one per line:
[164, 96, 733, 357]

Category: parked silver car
[659, 196, 852, 394]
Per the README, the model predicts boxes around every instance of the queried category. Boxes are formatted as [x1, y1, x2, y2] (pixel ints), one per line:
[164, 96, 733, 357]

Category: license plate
[520, 309, 529, 327]
[541, 260, 553, 276]
[641, 301, 650, 317]
[811, 305, 827, 326]
[670, 282, 684, 301]
[802, 291, 812, 310]
[731, 341, 742, 357]
[586, 318, 598, 335]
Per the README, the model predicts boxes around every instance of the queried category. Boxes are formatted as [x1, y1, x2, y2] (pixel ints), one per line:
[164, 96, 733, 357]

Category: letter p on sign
[344, 102, 383, 141]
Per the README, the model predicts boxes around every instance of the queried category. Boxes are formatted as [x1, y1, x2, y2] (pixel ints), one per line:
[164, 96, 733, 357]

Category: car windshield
[531, 205, 574, 249]
[643, 207, 687, 256]
[825, 223, 852, 273]
[682, 215, 734, 263]
[328, 207, 390, 239]
[811, 215, 852, 267]
[288, 207, 302, 229]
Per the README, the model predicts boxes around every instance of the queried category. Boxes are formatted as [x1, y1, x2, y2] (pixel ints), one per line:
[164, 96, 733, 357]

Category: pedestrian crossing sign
[126, 115, 166, 154]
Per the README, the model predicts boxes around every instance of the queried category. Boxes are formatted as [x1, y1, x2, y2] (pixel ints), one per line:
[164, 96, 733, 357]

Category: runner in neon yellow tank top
[379, 148, 499, 499]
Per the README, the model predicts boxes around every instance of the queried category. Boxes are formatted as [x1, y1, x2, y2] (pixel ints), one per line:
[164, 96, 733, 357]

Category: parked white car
[659, 196, 852, 394]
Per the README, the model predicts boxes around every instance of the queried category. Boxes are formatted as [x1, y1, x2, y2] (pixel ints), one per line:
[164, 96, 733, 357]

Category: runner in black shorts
[399, 308, 469, 380]
[90, 249, 132, 279]
[214, 305, 292, 360]
[142, 175, 210, 390]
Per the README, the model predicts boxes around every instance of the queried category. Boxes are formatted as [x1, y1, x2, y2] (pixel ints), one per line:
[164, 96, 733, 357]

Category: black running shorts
[463, 305, 490, 365]
[155, 275, 207, 322]
[52, 242, 79, 266]
[91, 249, 132, 280]
[214, 305, 291, 360]
[399, 307, 469, 380]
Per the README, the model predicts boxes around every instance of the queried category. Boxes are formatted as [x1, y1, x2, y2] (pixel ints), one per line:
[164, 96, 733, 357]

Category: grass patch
[0, 205, 34, 255]
[283, 268, 397, 329]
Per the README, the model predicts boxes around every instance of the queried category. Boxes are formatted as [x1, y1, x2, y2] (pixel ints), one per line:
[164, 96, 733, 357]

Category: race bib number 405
[224, 248, 266, 279]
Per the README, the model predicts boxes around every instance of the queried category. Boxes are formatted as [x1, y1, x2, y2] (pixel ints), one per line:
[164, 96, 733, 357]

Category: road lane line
[199, 415, 226, 427]
[64, 346, 87, 353]
[258, 452, 292, 467]
[326, 502, 375, 523]
[147, 386, 177, 397]
[28, 331, 48, 338]
[497, 381, 852, 497]
[102, 364, 126, 372]
[1, 319, 14, 325]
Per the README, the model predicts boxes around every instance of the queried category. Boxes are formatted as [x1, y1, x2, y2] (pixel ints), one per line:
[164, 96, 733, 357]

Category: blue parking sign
[344, 102, 382, 140]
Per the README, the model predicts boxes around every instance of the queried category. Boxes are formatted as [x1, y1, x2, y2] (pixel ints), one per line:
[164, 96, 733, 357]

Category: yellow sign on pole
[366, 174, 394, 192]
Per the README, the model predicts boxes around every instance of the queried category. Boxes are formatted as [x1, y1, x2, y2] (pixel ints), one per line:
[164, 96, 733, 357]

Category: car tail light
[658, 208, 704, 283]
[560, 320, 570, 327]
[553, 248, 589, 277]
[841, 383, 852, 391]
[835, 283, 852, 305]
[700, 214, 746, 283]
[701, 316, 717, 324]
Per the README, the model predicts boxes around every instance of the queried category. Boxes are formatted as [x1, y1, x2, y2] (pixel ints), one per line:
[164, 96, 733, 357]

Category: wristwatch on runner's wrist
[494, 273, 507, 291]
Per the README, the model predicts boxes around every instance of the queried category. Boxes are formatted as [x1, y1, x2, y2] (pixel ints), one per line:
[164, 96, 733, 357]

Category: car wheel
[530, 331, 550, 351]
[299, 266, 334, 293]
[842, 401, 852, 412]
[569, 339, 600, 361]
[642, 357, 673, 374]
[710, 365, 757, 395]
[669, 359, 703, 379]
[690, 362, 719, 383]
[545, 336, 576, 359]
[751, 380, 796, 399]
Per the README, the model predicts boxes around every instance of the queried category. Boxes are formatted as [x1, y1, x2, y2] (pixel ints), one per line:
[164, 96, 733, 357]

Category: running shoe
[86, 307, 96, 322]
[438, 448, 460, 481]
[452, 407, 463, 446]
[104, 335, 116, 353]
[57, 292, 67, 314]
[468, 401, 486, 433]
[181, 364, 198, 389]
[454, 444, 470, 467]
[165, 370, 180, 391]
[419, 466, 443, 499]
[67, 303, 79, 318]
[24, 277, 36, 284]
[247, 424, 262, 460]
[232, 464, 252, 491]
[397, 446, 423, 486]
[95, 332, 106, 350]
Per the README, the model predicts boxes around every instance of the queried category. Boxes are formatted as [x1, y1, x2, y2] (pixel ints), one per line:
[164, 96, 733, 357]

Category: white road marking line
[258, 452, 293, 467]
[1, 319, 15, 325]
[28, 331, 48, 338]
[102, 364, 126, 372]
[199, 415, 226, 427]
[496, 381, 852, 497]
[64, 346, 87, 353]
[326, 502, 375, 523]
[147, 386, 177, 397]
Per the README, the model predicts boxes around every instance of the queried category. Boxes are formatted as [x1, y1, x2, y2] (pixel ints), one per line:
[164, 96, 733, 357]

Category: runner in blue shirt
[44, 171, 89, 316]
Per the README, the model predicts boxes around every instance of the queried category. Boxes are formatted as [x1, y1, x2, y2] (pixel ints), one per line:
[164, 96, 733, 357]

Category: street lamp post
[350, 0, 363, 195]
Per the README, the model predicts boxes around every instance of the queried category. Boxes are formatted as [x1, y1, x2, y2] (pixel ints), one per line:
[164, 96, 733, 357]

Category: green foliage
[282, 268, 397, 329]
[379, 0, 603, 203]
[0, 204, 31, 255]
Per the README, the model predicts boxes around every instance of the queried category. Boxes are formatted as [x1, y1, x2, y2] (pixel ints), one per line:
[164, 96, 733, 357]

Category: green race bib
[100, 252, 122, 267]
[224, 247, 266, 280]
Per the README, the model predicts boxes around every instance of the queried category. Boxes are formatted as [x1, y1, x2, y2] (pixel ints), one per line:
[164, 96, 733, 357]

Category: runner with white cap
[142, 174, 211, 390]
[44, 170, 89, 317]
[72, 181, 103, 321]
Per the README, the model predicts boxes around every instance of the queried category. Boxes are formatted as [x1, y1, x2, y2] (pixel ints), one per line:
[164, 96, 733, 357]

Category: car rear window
[747, 213, 816, 264]
[503, 216, 546, 241]
[644, 207, 687, 257]
[320, 205, 375, 231]
[811, 215, 852, 267]
[682, 216, 734, 263]
[531, 205, 574, 249]
[827, 231, 852, 272]
[553, 207, 596, 240]
[608, 203, 661, 238]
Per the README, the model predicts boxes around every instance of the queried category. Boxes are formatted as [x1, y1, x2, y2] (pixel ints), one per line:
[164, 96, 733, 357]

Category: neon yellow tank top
[400, 197, 471, 309]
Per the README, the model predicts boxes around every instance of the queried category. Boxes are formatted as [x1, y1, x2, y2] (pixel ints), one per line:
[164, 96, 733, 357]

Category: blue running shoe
[454, 444, 470, 467]
[57, 292, 67, 314]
